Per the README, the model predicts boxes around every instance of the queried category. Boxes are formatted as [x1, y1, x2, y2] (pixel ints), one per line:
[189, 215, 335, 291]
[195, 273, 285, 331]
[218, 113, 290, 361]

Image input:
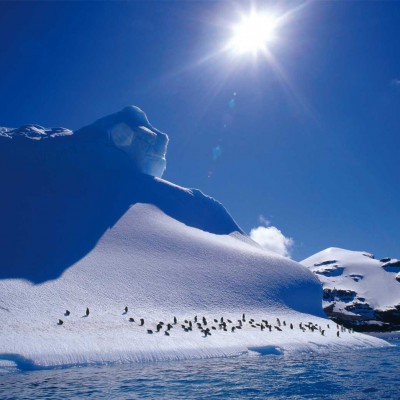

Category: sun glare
[229, 12, 278, 55]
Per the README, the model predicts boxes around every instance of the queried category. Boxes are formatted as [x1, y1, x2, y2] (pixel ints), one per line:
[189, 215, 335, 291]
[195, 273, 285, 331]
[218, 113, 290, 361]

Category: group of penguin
[57, 308, 353, 338]
[57, 307, 89, 325]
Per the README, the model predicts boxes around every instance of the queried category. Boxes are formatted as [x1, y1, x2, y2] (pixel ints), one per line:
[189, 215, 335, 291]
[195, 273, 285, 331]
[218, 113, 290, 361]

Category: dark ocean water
[0, 341, 399, 399]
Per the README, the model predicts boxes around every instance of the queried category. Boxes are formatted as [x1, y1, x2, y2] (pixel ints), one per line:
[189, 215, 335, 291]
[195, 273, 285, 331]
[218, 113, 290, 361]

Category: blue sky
[1, 1, 399, 261]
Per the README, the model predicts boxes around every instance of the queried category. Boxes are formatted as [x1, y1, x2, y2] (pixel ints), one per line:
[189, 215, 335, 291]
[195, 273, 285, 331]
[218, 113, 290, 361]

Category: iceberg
[0, 107, 388, 371]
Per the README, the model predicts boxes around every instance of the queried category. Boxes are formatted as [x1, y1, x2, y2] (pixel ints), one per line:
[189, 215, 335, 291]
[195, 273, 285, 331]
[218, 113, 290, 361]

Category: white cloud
[258, 214, 271, 226]
[249, 225, 294, 258]
[391, 78, 400, 87]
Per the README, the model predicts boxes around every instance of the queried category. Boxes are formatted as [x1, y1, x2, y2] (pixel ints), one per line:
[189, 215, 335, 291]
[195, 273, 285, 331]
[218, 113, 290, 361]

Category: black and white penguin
[156, 323, 162, 332]
[337, 331, 340, 338]
[173, 316, 177, 324]
[57, 319, 64, 325]
[140, 318, 144, 326]
[290, 323, 293, 329]
[275, 326, 282, 331]
[242, 313, 246, 322]
[165, 331, 170, 336]
[85, 308, 90, 317]
[147, 330, 153, 334]
[129, 318, 135, 322]
[124, 306, 128, 314]
[231, 327, 236, 332]
[64, 310, 70, 317]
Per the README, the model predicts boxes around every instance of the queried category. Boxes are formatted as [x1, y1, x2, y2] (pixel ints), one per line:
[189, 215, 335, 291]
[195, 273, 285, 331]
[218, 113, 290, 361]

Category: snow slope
[301, 248, 400, 331]
[0, 108, 388, 370]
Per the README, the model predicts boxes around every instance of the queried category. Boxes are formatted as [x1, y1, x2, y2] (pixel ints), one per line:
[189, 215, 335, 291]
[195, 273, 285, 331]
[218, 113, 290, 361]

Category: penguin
[242, 313, 246, 322]
[167, 323, 173, 330]
[337, 331, 340, 338]
[129, 318, 135, 322]
[275, 326, 282, 331]
[290, 323, 293, 330]
[327, 324, 330, 329]
[231, 327, 236, 332]
[184, 320, 189, 324]
[202, 317, 207, 325]
[214, 319, 218, 323]
[194, 315, 198, 323]
[64, 310, 70, 317]
[277, 318, 281, 326]
[85, 308, 90, 317]
[283, 321, 286, 326]
[124, 306, 128, 314]
[165, 331, 170, 336]
[268, 326, 272, 332]
[321, 330, 325, 336]
[261, 325, 265, 331]
[140, 318, 144, 326]
[189, 321, 192, 328]
[211, 326, 217, 330]
[220, 317, 224, 323]
[57, 319, 64, 325]
[173, 316, 177, 324]
[236, 326, 242, 330]
[147, 330, 153, 334]
[256, 323, 261, 326]
[227, 319, 232, 324]
[156, 323, 162, 332]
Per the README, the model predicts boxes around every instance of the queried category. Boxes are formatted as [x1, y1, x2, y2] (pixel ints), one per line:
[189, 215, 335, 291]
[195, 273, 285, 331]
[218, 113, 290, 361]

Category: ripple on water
[0, 345, 399, 399]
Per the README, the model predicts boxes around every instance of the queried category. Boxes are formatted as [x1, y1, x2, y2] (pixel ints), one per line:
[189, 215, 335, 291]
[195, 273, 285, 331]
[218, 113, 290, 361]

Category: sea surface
[0, 340, 399, 399]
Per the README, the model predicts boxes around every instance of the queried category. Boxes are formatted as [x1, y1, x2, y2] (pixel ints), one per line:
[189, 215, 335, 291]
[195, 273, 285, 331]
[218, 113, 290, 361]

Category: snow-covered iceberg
[301, 247, 400, 331]
[0, 108, 388, 371]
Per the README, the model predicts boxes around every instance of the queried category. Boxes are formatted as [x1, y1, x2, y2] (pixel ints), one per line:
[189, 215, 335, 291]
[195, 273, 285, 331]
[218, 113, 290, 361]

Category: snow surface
[0, 108, 389, 371]
[0, 208, 387, 370]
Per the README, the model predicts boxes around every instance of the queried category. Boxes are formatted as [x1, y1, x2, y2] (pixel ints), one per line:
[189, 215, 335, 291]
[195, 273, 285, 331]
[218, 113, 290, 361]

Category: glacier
[0, 107, 388, 371]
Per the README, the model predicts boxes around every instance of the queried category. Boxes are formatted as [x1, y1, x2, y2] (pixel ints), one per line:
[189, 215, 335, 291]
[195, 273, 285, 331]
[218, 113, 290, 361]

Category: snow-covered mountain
[0, 107, 387, 371]
[301, 248, 400, 331]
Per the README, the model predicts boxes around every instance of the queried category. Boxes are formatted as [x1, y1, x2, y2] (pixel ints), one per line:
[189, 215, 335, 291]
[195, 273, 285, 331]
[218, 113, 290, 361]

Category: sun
[228, 11, 278, 55]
